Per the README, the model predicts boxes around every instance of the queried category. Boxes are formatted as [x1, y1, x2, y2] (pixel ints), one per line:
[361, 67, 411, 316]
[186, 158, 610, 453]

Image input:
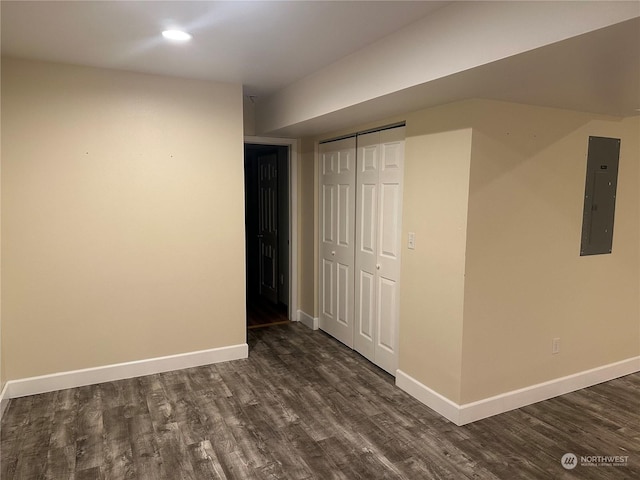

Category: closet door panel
[379, 183, 401, 259]
[322, 127, 404, 374]
[321, 258, 334, 320]
[360, 184, 376, 254]
[322, 184, 335, 242]
[337, 183, 351, 247]
[375, 275, 399, 373]
[354, 132, 380, 362]
[319, 138, 356, 348]
[374, 127, 405, 374]
[358, 271, 375, 341]
[337, 262, 350, 327]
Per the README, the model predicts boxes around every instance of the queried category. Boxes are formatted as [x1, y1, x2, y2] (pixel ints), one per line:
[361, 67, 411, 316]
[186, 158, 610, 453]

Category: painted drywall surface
[1, 58, 246, 380]
[0, 98, 2, 392]
[461, 101, 640, 403]
[297, 138, 316, 316]
[258, 1, 639, 134]
[0, 55, 3, 392]
[398, 110, 474, 404]
[0, 54, 3, 393]
[243, 96, 256, 136]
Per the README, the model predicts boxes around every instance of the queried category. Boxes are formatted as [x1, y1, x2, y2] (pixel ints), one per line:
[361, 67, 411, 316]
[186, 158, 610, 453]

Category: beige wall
[399, 125, 473, 402]
[1, 58, 246, 380]
[461, 101, 640, 403]
[0, 72, 3, 389]
[1, 56, 3, 391]
[296, 99, 639, 406]
[297, 138, 316, 316]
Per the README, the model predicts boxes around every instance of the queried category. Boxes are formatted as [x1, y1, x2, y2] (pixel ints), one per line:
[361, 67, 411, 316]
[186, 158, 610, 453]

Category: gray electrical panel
[580, 136, 620, 256]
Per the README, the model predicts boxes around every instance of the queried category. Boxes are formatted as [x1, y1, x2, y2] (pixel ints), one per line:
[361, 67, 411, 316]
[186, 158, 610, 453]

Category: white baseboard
[297, 310, 318, 330]
[395, 370, 461, 423]
[397, 355, 640, 426]
[0, 382, 10, 420]
[3, 343, 248, 400]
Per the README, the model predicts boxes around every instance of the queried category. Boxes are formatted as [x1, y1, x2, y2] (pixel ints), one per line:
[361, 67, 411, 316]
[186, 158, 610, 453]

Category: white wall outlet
[552, 337, 560, 355]
[408, 232, 416, 250]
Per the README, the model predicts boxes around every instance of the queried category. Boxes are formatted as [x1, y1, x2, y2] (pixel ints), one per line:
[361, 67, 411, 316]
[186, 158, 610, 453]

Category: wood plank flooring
[1, 323, 639, 479]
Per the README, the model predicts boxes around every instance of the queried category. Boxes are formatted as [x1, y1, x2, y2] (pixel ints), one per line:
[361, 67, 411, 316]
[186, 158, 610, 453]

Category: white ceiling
[265, 16, 640, 136]
[0, 0, 447, 97]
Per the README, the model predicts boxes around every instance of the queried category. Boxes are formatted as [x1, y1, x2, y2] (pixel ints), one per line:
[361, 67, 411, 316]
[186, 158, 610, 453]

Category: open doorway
[244, 143, 290, 329]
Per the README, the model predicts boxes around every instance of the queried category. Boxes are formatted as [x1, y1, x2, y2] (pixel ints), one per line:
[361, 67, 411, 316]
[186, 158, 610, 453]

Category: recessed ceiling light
[162, 30, 192, 41]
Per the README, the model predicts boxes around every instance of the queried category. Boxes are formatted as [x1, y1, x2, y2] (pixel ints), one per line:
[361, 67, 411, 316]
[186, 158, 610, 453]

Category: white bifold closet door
[318, 137, 357, 348]
[354, 127, 404, 375]
[318, 127, 404, 375]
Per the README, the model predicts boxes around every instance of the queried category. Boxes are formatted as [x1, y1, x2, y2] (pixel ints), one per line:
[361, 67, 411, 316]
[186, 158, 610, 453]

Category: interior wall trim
[298, 310, 319, 330]
[396, 355, 640, 426]
[0, 382, 10, 421]
[395, 370, 461, 423]
[243, 135, 298, 323]
[2, 343, 249, 401]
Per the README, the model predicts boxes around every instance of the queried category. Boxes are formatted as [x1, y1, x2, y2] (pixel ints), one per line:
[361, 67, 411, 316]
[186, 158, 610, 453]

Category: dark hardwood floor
[246, 298, 290, 330]
[1, 323, 638, 479]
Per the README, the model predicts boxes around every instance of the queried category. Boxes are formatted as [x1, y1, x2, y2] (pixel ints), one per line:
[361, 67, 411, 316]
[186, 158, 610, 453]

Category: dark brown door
[258, 152, 278, 303]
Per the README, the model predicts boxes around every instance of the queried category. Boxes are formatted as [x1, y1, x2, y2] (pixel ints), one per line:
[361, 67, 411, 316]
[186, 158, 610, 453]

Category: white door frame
[244, 136, 298, 321]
